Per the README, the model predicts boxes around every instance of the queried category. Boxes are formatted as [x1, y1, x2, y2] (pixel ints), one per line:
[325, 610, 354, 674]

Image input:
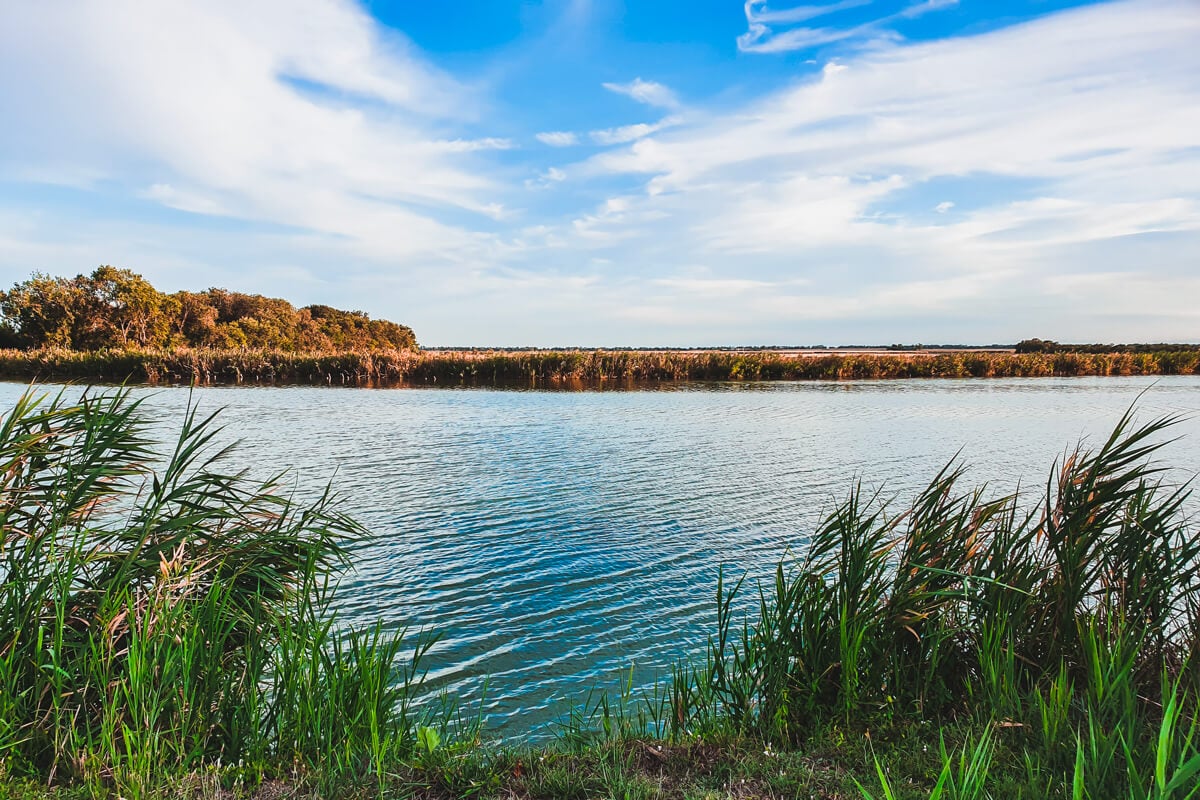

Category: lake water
[3, 376, 1199, 739]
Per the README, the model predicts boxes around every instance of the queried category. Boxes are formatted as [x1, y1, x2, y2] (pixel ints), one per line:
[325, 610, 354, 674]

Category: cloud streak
[590, 117, 682, 146]
[536, 131, 580, 147]
[0, 0, 500, 267]
[1, 0, 1198, 345]
[738, 0, 958, 54]
[601, 78, 680, 109]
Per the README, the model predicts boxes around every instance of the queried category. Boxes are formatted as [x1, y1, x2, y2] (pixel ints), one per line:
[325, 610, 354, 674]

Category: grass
[2, 387, 1199, 798]
[0, 388, 454, 798]
[0, 346, 1198, 386]
[545, 404, 1200, 798]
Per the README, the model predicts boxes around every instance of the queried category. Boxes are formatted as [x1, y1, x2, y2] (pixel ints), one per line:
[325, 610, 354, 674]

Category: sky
[0, 0, 1198, 347]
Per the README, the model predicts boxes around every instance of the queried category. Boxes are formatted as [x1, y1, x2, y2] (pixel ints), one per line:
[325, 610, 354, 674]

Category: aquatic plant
[4, 386, 1200, 798]
[0, 389, 434, 795]
[642, 405, 1200, 797]
[1, 346, 1198, 387]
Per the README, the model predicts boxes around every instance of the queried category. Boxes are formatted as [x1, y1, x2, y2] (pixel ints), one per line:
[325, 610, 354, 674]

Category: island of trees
[0, 266, 416, 351]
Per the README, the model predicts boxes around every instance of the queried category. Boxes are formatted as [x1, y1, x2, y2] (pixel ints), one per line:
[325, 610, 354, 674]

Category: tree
[1015, 338, 1058, 354]
[0, 272, 86, 348]
[84, 266, 173, 348]
[0, 268, 418, 352]
[171, 291, 221, 347]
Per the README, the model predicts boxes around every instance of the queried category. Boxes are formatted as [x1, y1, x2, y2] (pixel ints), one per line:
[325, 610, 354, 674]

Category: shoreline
[2, 346, 1198, 388]
[4, 390, 1198, 798]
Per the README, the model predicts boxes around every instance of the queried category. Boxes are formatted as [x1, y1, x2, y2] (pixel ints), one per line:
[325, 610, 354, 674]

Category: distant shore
[2, 346, 1198, 387]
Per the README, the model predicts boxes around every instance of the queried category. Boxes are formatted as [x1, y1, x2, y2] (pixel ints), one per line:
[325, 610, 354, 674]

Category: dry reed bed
[1, 347, 1199, 387]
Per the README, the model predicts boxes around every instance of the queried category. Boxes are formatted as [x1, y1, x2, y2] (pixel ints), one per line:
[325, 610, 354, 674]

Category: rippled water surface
[4, 377, 1199, 738]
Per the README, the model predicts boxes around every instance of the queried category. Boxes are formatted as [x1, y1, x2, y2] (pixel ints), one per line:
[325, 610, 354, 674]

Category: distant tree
[304, 304, 416, 350]
[205, 290, 302, 349]
[0, 272, 86, 348]
[0, 268, 418, 352]
[85, 266, 173, 348]
[1015, 338, 1059, 354]
[171, 291, 221, 347]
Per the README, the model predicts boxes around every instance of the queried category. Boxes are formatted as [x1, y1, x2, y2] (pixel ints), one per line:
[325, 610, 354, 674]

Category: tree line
[0, 267, 416, 351]
[1016, 338, 1200, 354]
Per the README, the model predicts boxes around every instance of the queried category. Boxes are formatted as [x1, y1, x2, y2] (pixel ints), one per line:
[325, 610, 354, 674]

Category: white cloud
[601, 78, 680, 109]
[652, 277, 782, 295]
[899, 0, 958, 20]
[0, 0, 499, 267]
[142, 184, 230, 217]
[536, 131, 580, 147]
[554, 0, 1200, 341]
[738, 0, 959, 54]
[525, 167, 567, 190]
[744, 0, 874, 26]
[439, 138, 515, 152]
[2, 0, 1199, 345]
[589, 117, 681, 146]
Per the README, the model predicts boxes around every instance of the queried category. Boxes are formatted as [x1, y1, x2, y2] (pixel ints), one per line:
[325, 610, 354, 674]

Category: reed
[1, 346, 1198, 387]
[464, 403, 1200, 797]
[590, 404, 1200, 798]
[0, 389, 444, 796]
[4, 387, 1200, 798]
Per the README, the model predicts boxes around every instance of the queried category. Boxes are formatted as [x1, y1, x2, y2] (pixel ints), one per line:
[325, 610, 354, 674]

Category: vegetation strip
[2, 269, 1197, 387]
[0, 268, 415, 351]
[1, 346, 1199, 387]
[3, 389, 1200, 798]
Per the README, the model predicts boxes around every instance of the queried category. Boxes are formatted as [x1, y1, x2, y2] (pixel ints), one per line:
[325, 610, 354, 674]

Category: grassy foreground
[1, 346, 1199, 386]
[2, 390, 1200, 799]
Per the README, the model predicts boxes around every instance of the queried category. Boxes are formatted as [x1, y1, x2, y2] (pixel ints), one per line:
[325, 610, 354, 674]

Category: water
[3, 376, 1199, 739]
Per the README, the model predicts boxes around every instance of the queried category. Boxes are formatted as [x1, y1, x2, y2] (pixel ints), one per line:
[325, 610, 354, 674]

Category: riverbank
[3, 389, 1199, 798]
[0, 723, 1062, 799]
[2, 346, 1199, 387]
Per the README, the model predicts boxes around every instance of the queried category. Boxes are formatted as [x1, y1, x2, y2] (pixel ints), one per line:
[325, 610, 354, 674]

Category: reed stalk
[0, 389, 439, 795]
[1, 347, 1198, 387]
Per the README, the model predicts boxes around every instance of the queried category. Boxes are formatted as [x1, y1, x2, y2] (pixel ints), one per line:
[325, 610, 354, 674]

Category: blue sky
[1, 0, 1197, 346]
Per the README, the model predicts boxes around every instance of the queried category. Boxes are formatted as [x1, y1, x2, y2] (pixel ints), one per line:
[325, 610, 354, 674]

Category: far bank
[1, 346, 1199, 387]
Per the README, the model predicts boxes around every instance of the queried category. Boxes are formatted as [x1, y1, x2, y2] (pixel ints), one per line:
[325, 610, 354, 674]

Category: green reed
[0, 389, 444, 796]
[631, 405, 1198, 797]
[5, 386, 1200, 798]
[1, 347, 1198, 387]
[547, 404, 1200, 797]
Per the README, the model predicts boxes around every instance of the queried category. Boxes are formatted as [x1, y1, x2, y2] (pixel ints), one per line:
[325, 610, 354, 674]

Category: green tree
[171, 291, 221, 348]
[1, 268, 417, 352]
[84, 266, 172, 348]
[1015, 338, 1059, 354]
[0, 272, 86, 348]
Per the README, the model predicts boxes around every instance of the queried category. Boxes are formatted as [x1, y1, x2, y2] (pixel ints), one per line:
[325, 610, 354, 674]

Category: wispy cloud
[601, 78, 680, 109]
[745, 0, 874, 25]
[2, 0, 1198, 345]
[525, 167, 567, 190]
[438, 138, 515, 152]
[536, 131, 579, 147]
[0, 0, 498, 267]
[563, 0, 1200, 340]
[590, 117, 681, 146]
[141, 184, 230, 217]
[738, 0, 958, 54]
